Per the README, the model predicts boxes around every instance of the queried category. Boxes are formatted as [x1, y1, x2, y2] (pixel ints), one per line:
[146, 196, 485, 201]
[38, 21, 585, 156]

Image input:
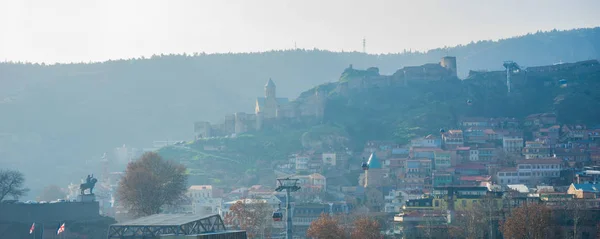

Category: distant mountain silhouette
[0, 27, 598, 194]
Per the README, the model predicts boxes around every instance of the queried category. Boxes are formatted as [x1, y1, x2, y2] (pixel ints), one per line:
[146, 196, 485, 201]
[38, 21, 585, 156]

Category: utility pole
[275, 178, 300, 239]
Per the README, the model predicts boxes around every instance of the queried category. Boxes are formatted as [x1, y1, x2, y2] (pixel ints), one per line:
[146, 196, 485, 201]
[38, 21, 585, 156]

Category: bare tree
[500, 202, 554, 239]
[0, 169, 29, 201]
[451, 195, 498, 239]
[116, 152, 188, 217]
[566, 199, 587, 239]
[451, 208, 485, 239]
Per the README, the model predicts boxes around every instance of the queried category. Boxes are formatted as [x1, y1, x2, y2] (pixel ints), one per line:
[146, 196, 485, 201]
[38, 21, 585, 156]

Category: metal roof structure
[108, 213, 227, 238]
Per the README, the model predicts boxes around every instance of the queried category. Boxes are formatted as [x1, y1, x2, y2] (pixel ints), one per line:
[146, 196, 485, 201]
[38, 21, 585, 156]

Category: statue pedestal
[77, 194, 96, 202]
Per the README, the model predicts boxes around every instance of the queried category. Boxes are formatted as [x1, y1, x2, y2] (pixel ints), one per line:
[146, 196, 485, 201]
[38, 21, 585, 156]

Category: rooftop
[507, 184, 529, 193]
[367, 152, 382, 169]
[189, 185, 212, 191]
[518, 158, 562, 164]
[109, 214, 229, 238]
[572, 183, 600, 193]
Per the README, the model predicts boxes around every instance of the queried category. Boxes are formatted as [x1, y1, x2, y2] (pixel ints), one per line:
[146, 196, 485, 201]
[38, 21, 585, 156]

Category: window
[435, 200, 440, 207]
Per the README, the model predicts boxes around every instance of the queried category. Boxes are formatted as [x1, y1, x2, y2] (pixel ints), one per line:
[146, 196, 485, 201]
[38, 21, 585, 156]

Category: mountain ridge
[1, 27, 599, 195]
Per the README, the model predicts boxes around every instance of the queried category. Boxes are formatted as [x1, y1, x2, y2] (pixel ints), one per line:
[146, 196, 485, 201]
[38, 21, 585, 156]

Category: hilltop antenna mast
[362, 37, 366, 53]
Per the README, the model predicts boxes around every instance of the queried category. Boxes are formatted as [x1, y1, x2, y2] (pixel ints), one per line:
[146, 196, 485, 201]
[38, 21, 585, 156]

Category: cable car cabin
[440, 128, 445, 134]
[466, 99, 472, 105]
[272, 211, 283, 221]
[361, 162, 369, 170]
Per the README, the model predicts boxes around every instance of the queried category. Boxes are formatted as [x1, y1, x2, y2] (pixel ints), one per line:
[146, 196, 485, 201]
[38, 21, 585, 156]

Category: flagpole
[40, 223, 43, 239]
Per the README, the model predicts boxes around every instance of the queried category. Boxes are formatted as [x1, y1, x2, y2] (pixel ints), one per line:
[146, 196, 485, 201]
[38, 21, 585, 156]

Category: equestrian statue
[80, 174, 98, 195]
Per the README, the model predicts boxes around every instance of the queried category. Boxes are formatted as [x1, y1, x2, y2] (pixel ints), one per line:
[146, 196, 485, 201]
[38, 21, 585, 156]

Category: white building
[523, 141, 552, 159]
[188, 185, 214, 199]
[384, 190, 405, 213]
[220, 195, 282, 219]
[295, 155, 310, 172]
[322, 153, 337, 166]
[442, 130, 464, 150]
[503, 136, 524, 154]
[192, 197, 222, 215]
[496, 158, 562, 185]
[410, 135, 441, 148]
[187, 185, 224, 215]
[291, 173, 327, 192]
[469, 149, 479, 161]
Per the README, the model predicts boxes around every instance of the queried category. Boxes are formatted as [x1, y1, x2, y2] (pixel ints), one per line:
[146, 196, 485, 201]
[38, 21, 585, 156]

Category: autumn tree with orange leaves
[307, 213, 347, 239]
[500, 202, 555, 239]
[351, 216, 382, 239]
[224, 199, 272, 239]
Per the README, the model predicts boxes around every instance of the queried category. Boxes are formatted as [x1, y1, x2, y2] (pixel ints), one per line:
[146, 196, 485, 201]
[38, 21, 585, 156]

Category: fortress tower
[234, 112, 247, 134]
[194, 121, 212, 139]
[440, 56, 457, 78]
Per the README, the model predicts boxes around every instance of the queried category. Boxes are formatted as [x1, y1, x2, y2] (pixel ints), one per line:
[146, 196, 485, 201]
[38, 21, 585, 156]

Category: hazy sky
[1, 0, 599, 63]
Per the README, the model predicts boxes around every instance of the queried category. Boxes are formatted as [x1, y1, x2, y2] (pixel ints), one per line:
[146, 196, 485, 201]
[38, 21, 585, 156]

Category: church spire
[265, 78, 276, 98]
[265, 78, 276, 88]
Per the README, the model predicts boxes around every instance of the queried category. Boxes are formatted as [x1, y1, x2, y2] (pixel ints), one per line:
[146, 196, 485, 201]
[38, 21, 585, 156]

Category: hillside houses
[173, 111, 600, 238]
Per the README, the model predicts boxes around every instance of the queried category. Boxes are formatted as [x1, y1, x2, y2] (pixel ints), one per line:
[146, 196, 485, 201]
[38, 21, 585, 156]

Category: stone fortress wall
[0, 201, 101, 223]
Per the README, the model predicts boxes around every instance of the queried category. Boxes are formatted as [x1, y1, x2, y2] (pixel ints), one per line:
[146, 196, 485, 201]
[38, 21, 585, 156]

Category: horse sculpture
[80, 174, 98, 195]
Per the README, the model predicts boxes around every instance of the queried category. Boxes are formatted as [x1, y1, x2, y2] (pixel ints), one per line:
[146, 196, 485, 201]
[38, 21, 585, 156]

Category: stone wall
[0, 201, 101, 223]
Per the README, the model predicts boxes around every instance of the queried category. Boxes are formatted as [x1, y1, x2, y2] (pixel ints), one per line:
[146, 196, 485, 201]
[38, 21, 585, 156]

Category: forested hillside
[0, 27, 599, 195]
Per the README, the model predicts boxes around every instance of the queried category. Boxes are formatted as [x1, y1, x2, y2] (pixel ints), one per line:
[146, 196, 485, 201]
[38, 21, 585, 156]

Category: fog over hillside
[0, 27, 599, 197]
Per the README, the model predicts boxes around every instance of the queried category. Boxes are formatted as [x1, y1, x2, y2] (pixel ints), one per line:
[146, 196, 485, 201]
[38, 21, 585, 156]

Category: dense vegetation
[1, 27, 600, 194]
